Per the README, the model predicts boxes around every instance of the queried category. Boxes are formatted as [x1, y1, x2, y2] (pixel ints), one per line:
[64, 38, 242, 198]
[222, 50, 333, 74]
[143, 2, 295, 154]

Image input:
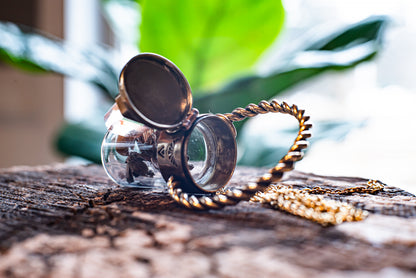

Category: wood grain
[1, 164, 416, 278]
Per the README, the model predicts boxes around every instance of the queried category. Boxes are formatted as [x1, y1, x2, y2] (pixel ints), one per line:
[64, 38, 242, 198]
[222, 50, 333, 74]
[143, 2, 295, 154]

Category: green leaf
[0, 21, 119, 99]
[193, 16, 388, 114]
[139, 0, 284, 91]
[305, 16, 385, 51]
[55, 122, 107, 164]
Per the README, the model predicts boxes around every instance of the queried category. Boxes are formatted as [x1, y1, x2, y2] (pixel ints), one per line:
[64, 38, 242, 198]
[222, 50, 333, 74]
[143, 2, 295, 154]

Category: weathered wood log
[1, 164, 416, 278]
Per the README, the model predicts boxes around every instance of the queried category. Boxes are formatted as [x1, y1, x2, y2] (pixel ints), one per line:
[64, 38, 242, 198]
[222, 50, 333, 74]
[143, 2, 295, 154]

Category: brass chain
[167, 100, 311, 210]
[167, 100, 385, 225]
[251, 180, 384, 226]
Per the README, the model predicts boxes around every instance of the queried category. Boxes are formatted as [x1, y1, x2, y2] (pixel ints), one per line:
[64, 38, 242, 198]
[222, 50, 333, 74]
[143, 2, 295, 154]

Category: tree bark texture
[1, 164, 416, 278]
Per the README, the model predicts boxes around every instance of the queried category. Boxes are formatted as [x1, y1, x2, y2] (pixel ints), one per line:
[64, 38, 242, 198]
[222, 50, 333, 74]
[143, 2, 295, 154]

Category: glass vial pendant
[101, 53, 237, 194]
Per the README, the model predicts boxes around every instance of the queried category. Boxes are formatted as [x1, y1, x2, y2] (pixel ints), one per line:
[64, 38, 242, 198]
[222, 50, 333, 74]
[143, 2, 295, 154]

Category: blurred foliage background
[0, 0, 387, 167]
[1, 0, 415, 193]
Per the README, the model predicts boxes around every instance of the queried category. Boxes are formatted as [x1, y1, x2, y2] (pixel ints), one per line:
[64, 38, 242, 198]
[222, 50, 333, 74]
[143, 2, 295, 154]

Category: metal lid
[116, 53, 193, 130]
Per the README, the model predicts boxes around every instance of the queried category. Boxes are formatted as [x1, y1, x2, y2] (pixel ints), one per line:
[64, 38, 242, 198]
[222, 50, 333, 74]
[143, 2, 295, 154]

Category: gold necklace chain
[167, 100, 384, 226]
[251, 180, 384, 226]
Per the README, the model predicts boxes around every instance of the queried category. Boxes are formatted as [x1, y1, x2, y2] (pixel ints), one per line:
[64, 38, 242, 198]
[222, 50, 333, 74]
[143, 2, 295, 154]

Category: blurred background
[0, 0, 415, 192]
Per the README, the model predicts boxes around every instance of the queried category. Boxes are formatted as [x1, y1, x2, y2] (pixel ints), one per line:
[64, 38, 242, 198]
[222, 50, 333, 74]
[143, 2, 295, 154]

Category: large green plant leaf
[194, 16, 388, 113]
[139, 0, 284, 91]
[0, 21, 119, 99]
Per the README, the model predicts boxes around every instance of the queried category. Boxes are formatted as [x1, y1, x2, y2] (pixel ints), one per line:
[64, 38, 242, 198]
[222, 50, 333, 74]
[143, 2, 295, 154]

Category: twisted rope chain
[167, 100, 311, 210]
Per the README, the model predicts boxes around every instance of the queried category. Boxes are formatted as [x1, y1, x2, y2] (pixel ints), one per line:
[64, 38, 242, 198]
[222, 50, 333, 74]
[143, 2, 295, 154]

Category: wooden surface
[1, 164, 416, 278]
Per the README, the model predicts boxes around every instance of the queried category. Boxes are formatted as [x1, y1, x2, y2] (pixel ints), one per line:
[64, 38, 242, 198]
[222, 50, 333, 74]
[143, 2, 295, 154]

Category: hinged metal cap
[116, 53, 193, 130]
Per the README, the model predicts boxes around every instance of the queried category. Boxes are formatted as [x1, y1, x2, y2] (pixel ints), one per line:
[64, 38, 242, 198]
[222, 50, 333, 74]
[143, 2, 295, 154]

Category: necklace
[168, 100, 384, 225]
[102, 54, 385, 225]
